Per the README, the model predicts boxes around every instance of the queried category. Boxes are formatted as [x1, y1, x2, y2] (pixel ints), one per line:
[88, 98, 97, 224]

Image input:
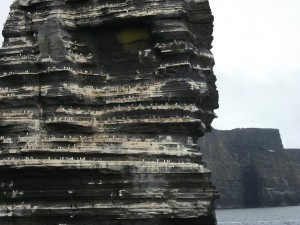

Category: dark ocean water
[216, 206, 300, 225]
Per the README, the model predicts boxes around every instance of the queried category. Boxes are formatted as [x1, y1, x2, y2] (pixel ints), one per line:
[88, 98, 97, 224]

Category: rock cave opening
[242, 165, 262, 208]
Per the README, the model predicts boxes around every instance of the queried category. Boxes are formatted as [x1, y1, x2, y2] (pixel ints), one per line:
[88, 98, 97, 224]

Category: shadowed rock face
[199, 128, 300, 209]
[0, 0, 218, 224]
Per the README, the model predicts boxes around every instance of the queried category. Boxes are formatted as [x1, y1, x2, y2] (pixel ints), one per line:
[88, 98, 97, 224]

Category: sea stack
[0, 0, 219, 224]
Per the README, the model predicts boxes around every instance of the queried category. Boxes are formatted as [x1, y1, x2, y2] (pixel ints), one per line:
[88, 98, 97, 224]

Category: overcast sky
[0, 0, 299, 148]
[209, 0, 300, 149]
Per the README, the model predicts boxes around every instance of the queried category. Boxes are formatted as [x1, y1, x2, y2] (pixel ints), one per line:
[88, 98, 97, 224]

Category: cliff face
[198, 128, 300, 209]
[0, 0, 218, 224]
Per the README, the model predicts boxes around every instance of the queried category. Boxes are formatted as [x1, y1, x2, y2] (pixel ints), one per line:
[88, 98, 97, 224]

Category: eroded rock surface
[0, 0, 218, 224]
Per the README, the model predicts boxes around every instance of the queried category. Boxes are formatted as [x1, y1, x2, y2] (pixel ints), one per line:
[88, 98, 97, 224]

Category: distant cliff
[198, 128, 300, 209]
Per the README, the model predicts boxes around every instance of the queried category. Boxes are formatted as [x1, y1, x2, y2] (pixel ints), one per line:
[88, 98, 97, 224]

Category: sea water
[216, 206, 300, 225]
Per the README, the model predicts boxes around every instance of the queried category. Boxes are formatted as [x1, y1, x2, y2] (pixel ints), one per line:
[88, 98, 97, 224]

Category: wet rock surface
[0, 0, 218, 224]
[199, 128, 300, 209]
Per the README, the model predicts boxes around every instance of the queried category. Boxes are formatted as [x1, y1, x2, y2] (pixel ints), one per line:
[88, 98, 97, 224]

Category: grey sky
[209, 0, 300, 148]
[0, 0, 299, 148]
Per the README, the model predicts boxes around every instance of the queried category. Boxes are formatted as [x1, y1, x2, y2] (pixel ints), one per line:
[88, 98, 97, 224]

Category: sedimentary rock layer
[0, 0, 218, 224]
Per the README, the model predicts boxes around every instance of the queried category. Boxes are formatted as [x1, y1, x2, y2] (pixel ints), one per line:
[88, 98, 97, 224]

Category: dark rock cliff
[0, 0, 219, 224]
[198, 128, 300, 209]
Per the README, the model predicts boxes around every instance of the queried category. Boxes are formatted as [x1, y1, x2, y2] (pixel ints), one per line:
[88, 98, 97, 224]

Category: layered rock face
[198, 128, 300, 209]
[0, 0, 218, 224]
